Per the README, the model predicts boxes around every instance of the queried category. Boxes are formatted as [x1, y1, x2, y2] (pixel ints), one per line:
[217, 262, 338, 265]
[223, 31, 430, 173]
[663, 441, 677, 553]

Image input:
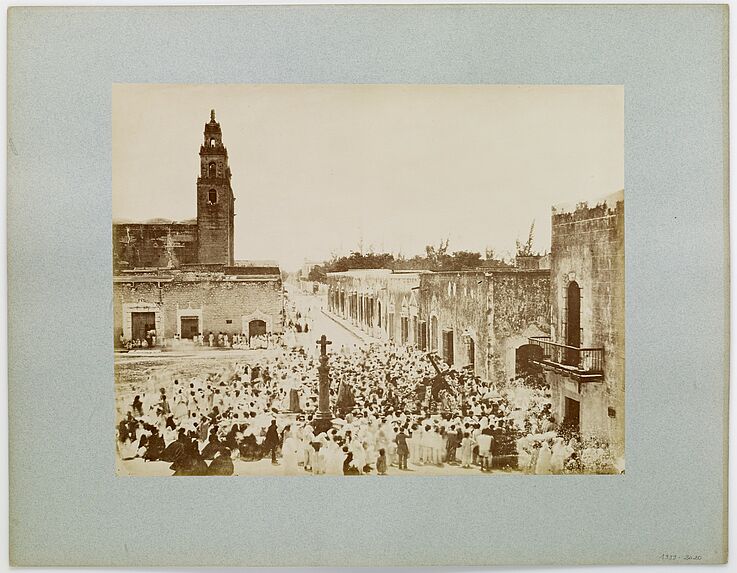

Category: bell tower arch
[197, 109, 235, 265]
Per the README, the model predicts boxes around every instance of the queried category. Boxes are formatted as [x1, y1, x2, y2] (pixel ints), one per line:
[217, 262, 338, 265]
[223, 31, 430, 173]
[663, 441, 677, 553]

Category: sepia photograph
[9, 3, 728, 566]
[113, 83, 624, 477]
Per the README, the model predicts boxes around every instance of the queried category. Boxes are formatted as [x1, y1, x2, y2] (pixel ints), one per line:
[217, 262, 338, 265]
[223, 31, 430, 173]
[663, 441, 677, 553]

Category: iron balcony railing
[528, 336, 604, 376]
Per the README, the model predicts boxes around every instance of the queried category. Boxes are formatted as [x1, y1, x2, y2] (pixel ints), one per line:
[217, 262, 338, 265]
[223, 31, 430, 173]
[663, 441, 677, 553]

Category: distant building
[326, 269, 423, 343]
[301, 259, 323, 279]
[112, 110, 283, 345]
[515, 254, 551, 270]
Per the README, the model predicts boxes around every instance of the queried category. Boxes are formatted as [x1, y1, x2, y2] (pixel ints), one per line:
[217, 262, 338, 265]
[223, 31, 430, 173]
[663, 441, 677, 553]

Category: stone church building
[112, 110, 283, 346]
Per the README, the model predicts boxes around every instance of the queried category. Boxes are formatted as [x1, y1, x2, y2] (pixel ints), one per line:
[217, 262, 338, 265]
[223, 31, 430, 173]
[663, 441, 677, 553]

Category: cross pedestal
[312, 334, 334, 435]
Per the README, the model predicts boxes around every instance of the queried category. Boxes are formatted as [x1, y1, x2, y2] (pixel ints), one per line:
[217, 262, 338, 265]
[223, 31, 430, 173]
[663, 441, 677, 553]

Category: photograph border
[7, 4, 728, 566]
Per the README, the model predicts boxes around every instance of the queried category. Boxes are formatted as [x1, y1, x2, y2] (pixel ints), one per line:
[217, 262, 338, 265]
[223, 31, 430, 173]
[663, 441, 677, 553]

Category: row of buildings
[326, 191, 624, 452]
[112, 111, 284, 346]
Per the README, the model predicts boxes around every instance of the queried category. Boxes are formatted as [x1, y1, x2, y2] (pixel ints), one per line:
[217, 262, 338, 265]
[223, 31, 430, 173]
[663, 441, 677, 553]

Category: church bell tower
[197, 109, 235, 266]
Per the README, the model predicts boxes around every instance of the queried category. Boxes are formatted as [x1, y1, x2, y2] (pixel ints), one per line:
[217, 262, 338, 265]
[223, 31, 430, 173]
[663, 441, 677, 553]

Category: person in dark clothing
[142, 428, 166, 461]
[239, 433, 260, 461]
[131, 395, 144, 417]
[171, 440, 209, 476]
[161, 428, 189, 463]
[207, 448, 235, 476]
[395, 427, 410, 470]
[446, 425, 460, 464]
[224, 424, 240, 451]
[376, 448, 388, 475]
[264, 420, 281, 464]
[126, 414, 138, 443]
[343, 449, 360, 475]
[118, 417, 130, 443]
[200, 430, 222, 460]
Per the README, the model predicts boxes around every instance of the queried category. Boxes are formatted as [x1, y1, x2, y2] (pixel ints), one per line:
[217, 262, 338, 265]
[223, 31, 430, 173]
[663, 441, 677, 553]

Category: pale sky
[113, 84, 623, 272]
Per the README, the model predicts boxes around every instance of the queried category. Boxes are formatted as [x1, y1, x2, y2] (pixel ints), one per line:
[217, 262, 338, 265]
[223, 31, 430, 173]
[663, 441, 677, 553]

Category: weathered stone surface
[327, 268, 550, 383]
[113, 272, 284, 342]
[112, 222, 198, 271]
[112, 111, 282, 346]
[545, 190, 625, 451]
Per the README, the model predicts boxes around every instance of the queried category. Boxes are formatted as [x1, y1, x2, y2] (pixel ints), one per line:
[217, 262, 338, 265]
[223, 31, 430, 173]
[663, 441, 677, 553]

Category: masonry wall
[112, 223, 198, 271]
[418, 272, 490, 375]
[489, 270, 551, 384]
[385, 274, 422, 344]
[196, 181, 234, 266]
[114, 277, 284, 342]
[548, 191, 625, 451]
[417, 270, 550, 381]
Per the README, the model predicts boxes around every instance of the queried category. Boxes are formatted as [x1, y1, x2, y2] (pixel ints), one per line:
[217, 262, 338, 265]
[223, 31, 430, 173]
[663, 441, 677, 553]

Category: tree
[324, 239, 488, 273]
[307, 265, 327, 283]
[324, 251, 396, 273]
[442, 251, 482, 271]
[516, 220, 536, 257]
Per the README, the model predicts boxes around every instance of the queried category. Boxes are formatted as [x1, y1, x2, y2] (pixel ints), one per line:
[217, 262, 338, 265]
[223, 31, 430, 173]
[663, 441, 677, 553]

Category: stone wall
[114, 274, 284, 343]
[489, 270, 551, 384]
[547, 190, 625, 451]
[418, 272, 490, 374]
[112, 223, 198, 271]
[196, 181, 234, 266]
[327, 268, 550, 383]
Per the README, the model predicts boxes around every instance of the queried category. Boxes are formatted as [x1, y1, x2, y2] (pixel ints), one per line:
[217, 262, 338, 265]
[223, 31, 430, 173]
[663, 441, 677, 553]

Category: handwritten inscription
[660, 554, 702, 561]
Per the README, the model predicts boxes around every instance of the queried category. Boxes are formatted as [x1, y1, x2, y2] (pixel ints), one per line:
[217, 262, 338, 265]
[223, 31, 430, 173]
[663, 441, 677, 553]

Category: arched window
[210, 138, 216, 147]
[208, 162, 217, 178]
[208, 189, 217, 204]
[565, 281, 581, 366]
[566, 281, 581, 347]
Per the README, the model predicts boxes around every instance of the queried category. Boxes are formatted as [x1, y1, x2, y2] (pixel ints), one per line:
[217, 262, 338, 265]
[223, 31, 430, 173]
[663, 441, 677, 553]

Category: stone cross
[313, 334, 333, 432]
[316, 334, 332, 357]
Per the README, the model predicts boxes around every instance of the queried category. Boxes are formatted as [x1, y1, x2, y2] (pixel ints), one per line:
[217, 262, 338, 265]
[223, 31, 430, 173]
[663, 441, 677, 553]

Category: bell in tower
[196, 109, 235, 266]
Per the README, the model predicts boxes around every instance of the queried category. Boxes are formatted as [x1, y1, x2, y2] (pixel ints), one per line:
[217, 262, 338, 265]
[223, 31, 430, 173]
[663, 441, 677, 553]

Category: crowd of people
[119, 329, 157, 350]
[115, 294, 618, 476]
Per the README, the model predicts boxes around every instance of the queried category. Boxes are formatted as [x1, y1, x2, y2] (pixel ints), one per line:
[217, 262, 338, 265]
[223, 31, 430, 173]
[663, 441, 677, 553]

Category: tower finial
[210, 109, 216, 122]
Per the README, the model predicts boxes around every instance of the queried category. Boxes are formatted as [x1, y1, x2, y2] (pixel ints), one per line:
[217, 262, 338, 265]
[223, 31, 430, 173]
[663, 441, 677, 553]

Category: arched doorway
[566, 281, 581, 365]
[430, 315, 438, 351]
[516, 343, 544, 376]
[248, 319, 267, 338]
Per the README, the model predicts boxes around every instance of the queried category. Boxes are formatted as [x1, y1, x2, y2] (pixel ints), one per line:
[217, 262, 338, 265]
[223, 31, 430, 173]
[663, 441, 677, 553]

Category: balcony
[527, 336, 604, 381]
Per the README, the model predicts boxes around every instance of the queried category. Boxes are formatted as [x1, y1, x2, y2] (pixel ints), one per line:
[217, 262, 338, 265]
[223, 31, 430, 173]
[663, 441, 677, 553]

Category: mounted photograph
[113, 84, 624, 477]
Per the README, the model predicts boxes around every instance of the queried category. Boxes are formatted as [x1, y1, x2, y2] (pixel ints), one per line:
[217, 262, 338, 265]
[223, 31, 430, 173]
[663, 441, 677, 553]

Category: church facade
[112, 110, 284, 346]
